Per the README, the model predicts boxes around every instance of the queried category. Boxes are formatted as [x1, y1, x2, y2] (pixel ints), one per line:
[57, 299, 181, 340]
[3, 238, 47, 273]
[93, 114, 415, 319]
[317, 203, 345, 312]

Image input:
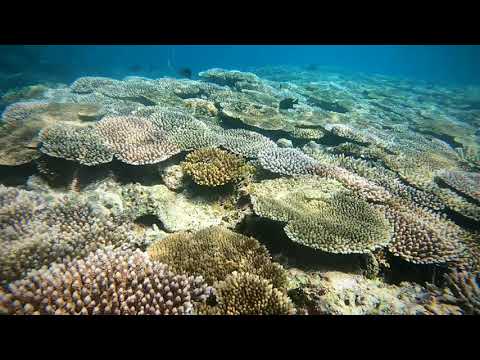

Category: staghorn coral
[0, 188, 146, 284]
[249, 176, 393, 254]
[39, 123, 114, 166]
[147, 226, 288, 290]
[196, 272, 295, 315]
[436, 170, 480, 203]
[0, 247, 212, 315]
[442, 270, 480, 315]
[182, 148, 254, 187]
[382, 203, 464, 265]
[95, 115, 181, 165]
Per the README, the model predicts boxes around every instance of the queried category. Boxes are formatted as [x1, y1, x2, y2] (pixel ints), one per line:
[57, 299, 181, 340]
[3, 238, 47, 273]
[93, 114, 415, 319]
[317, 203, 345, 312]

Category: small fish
[279, 97, 298, 110]
[128, 65, 144, 73]
[177, 67, 192, 79]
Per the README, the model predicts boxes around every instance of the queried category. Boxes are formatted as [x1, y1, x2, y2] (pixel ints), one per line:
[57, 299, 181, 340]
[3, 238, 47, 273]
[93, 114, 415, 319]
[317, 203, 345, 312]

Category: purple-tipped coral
[0, 247, 212, 315]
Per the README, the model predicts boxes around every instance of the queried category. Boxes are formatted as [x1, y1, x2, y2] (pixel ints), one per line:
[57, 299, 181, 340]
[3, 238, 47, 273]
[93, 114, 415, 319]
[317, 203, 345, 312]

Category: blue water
[1, 45, 480, 88]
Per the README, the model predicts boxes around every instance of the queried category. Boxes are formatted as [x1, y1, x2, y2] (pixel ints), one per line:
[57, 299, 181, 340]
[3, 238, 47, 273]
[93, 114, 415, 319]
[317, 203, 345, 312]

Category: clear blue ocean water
[1, 45, 480, 88]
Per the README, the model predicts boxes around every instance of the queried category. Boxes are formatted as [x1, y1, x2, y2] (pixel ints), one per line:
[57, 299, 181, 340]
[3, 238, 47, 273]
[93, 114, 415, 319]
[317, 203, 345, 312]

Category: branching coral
[0, 247, 212, 315]
[258, 147, 319, 176]
[95, 115, 181, 165]
[249, 176, 393, 254]
[70, 76, 121, 94]
[383, 203, 464, 264]
[147, 226, 288, 290]
[196, 272, 295, 315]
[182, 148, 254, 187]
[0, 187, 146, 284]
[221, 129, 277, 158]
[39, 123, 114, 166]
[442, 270, 480, 315]
[436, 170, 480, 203]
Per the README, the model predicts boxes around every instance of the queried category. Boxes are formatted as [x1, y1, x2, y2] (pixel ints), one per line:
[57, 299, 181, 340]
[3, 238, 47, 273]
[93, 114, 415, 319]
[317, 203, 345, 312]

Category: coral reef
[182, 148, 254, 187]
[2, 67, 480, 316]
[147, 226, 287, 289]
[249, 176, 393, 254]
[383, 203, 464, 265]
[196, 272, 296, 315]
[0, 186, 145, 283]
[287, 269, 455, 315]
[0, 247, 211, 315]
[95, 115, 181, 165]
[442, 270, 480, 315]
[0, 102, 101, 166]
[436, 170, 480, 203]
[120, 184, 229, 232]
[39, 123, 114, 166]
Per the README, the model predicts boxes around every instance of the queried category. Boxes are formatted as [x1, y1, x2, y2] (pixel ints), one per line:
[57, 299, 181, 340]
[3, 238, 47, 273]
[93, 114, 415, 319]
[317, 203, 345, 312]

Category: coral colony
[0, 67, 479, 315]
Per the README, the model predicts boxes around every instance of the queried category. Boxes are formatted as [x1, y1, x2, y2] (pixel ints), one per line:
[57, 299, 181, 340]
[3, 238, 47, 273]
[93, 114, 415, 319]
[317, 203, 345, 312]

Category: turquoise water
[1, 45, 480, 88]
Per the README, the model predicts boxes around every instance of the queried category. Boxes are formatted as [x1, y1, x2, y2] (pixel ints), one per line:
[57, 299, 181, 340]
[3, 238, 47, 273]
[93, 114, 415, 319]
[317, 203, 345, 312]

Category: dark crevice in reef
[443, 207, 480, 231]
[237, 215, 364, 273]
[134, 214, 168, 232]
[111, 153, 185, 186]
[0, 162, 36, 186]
[36, 155, 112, 191]
[315, 132, 369, 147]
[414, 130, 464, 150]
[112, 161, 161, 186]
[218, 112, 292, 143]
[383, 255, 449, 287]
[436, 177, 480, 207]
[237, 214, 450, 286]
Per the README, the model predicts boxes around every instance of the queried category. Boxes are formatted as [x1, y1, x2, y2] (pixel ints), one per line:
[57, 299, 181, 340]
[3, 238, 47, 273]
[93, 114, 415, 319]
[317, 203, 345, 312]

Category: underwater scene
[0, 45, 479, 315]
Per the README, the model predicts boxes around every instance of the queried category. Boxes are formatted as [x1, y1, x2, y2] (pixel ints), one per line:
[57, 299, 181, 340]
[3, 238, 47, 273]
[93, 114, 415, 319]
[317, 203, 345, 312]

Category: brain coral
[196, 272, 296, 315]
[0, 247, 212, 315]
[39, 123, 114, 166]
[95, 115, 181, 165]
[182, 148, 254, 187]
[249, 176, 393, 254]
[147, 226, 288, 290]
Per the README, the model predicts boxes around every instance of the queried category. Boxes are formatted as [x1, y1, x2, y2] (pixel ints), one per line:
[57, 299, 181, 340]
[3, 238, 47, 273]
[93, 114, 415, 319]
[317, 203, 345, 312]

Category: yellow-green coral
[147, 226, 287, 290]
[249, 176, 393, 254]
[196, 272, 296, 315]
[182, 148, 254, 187]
